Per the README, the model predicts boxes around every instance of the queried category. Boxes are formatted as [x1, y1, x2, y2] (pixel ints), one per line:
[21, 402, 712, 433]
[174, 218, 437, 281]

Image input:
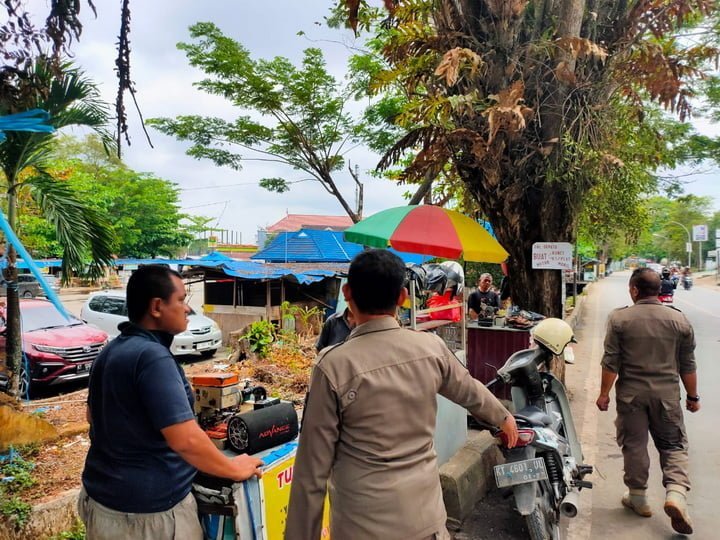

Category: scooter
[477, 319, 592, 540]
[683, 276, 693, 290]
[659, 292, 674, 304]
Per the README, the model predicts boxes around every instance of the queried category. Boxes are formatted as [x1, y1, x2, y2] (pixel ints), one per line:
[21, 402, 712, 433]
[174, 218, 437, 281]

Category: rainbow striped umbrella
[344, 205, 508, 262]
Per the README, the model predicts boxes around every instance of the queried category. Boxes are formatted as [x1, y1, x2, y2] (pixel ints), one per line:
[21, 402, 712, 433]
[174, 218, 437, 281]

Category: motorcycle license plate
[494, 458, 548, 488]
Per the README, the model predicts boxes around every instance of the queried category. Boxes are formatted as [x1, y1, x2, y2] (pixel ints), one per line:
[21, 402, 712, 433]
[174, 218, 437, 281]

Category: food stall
[343, 204, 515, 436]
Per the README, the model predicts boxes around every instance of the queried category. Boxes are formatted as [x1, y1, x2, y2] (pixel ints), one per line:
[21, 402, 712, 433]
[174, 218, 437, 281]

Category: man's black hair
[127, 265, 182, 323]
[348, 249, 406, 314]
[630, 267, 661, 298]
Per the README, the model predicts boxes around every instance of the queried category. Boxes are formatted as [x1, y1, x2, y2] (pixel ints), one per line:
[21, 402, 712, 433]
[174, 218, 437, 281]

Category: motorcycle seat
[515, 406, 553, 427]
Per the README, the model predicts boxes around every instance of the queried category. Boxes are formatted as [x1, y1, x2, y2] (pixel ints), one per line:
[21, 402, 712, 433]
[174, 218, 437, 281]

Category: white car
[80, 290, 222, 358]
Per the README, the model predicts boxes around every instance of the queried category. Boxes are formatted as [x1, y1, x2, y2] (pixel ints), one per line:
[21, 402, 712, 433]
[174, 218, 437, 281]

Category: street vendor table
[466, 323, 532, 400]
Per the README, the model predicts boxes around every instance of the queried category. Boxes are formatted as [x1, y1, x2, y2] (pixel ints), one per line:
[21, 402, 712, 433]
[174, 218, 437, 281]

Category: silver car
[80, 290, 223, 358]
[0, 274, 60, 298]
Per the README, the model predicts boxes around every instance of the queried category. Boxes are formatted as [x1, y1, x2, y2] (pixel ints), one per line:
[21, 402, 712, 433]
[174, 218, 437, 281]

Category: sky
[23, 1, 720, 243]
[42, 0, 410, 245]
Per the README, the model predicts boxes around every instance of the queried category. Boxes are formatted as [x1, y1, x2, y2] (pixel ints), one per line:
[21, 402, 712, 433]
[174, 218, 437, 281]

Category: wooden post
[265, 281, 272, 321]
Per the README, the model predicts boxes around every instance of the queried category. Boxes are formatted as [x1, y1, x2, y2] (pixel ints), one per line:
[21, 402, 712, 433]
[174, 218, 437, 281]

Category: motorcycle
[476, 319, 592, 540]
[658, 293, 674, 304]
[683, 276, 693, 290]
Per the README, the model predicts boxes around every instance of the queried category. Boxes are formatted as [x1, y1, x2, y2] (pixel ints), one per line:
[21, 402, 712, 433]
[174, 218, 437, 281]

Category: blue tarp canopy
[113, 255, 335, 285]
[252, 229, 430, 264]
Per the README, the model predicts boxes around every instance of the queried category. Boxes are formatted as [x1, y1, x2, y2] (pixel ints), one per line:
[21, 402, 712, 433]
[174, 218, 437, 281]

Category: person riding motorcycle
[659, 268, 675, 297]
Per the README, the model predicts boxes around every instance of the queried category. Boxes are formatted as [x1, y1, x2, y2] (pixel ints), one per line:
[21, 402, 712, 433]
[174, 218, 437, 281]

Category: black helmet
[405, 264, 427, 292]
[423, 263, 448, 294]
[661, 267, 670, 279]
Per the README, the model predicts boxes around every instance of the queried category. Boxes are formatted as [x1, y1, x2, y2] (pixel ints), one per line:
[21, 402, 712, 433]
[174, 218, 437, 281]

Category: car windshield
[21, 304, 83, 332]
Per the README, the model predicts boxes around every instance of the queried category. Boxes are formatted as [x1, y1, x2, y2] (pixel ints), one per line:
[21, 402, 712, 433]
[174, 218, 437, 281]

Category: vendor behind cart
[468, 273, 500, 319]
[79, 265, 264, 540]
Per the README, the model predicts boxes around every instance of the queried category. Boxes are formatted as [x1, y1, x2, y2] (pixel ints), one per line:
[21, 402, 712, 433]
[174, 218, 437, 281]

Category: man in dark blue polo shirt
[315, 307, 355, 352]
[79, 265, 264, 539]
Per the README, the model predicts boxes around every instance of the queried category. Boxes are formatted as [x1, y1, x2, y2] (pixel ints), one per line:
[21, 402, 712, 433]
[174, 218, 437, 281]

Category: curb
[439, 288, 590, 528]
[0, 488, 80, 540]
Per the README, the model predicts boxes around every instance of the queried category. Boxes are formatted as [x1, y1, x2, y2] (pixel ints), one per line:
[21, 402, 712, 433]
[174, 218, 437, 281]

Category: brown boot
[621, 488, 652, 517]
[664, 484, 693, 535]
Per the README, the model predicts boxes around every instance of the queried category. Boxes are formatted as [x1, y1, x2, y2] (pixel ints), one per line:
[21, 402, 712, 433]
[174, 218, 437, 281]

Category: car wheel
[200, 349, 217, 359]
[18, 364, 31, 400]
[22, 290, 33, 299]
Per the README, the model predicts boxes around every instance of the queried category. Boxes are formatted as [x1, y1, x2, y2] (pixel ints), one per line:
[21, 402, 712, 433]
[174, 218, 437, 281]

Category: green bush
[0, 496, 31, 529]
[0, 448, 37, 530]
[49, 519, 86, 540]
[241, 320, 275, 358]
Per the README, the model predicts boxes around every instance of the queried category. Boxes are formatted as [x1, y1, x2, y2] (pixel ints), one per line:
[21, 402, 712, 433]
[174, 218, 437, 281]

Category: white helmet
[532, 318, 576, 355]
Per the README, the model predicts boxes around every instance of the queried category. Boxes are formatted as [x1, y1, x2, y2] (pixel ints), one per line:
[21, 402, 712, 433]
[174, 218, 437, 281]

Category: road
[458, 272, 718, 539]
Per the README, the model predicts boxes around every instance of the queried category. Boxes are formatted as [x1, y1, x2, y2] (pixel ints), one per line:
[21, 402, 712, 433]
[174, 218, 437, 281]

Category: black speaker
[226, 401, 298, 455]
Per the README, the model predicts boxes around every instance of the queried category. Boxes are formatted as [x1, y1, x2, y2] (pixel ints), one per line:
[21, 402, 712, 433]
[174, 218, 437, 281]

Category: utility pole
[668, 221, 691, 268]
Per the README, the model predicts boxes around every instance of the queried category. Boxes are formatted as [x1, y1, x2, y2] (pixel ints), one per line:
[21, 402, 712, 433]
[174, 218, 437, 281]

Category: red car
[0, 299, 108, 398]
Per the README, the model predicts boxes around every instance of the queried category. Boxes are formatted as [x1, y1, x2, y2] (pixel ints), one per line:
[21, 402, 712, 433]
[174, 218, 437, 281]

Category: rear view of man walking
[596, 268, 699, 534]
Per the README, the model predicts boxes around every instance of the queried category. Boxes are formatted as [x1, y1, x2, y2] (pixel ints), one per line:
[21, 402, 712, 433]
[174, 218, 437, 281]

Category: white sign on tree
[532, 242, 574, 270]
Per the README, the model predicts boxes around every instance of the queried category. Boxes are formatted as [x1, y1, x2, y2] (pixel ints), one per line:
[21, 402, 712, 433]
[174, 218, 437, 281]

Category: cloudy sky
[26, 1, 720, 243]
[46, 0, 409, 245]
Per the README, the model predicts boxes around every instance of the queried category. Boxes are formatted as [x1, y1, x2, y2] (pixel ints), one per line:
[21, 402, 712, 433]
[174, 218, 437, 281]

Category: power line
[179, 178, 316, 192]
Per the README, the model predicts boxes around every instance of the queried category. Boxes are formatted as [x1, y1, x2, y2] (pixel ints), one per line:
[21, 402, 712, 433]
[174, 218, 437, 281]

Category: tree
[0, 59, 115, 397]
[148, 22, 365, 223]
[29, 135, 196, 259]
[343, 0, 717, 316]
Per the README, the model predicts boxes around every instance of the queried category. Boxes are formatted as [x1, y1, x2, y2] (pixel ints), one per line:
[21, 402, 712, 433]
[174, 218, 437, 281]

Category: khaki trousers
[615, 395, 690, 491]
[78, 487, 203, 540]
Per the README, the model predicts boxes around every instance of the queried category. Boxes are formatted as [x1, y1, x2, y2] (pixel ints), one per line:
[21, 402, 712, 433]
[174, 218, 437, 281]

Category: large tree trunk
[462, 160, 575, 318]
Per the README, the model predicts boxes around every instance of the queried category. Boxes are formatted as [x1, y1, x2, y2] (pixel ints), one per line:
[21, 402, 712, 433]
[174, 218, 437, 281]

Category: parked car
[0, 299, 108, 398]
[1, 274, 40, 298]
[80, 290, 222, 358]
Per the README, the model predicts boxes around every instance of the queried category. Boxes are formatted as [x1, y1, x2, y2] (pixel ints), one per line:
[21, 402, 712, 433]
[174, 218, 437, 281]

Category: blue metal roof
[252, 229, 429, 264]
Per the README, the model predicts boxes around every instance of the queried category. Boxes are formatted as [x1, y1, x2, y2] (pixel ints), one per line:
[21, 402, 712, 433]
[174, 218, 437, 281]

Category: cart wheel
[226, 415, 250, 453]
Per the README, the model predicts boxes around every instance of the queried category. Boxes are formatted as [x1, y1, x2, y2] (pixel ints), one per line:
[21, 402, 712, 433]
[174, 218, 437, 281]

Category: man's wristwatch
[686, 395, 700, 402]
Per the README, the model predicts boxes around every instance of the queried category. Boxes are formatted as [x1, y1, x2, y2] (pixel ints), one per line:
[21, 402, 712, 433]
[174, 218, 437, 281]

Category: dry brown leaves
[236, 340, 315, 405]
[434, 47, 483, 86]
[484, 80, 533, 144]
[485, 0, 528, 20]
[555, 37, 608, 63]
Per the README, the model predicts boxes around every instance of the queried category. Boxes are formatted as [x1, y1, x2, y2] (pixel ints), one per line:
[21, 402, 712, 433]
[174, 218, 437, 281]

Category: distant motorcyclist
[659, 268, 675, 296]
[681, 267, 693, 290]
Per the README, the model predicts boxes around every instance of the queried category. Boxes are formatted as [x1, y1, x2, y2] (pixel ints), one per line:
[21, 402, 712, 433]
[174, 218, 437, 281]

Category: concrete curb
[439, 288, 590, 529]
[0, 488, 80, 540]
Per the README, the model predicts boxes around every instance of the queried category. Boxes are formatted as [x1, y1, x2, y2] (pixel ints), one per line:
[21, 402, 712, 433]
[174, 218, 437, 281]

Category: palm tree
[0, 57, 115, 397]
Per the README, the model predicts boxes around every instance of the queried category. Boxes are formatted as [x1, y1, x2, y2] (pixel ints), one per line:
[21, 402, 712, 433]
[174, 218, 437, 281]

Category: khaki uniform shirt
[601, 298, 696, 400]
[285, 317, 510, 540]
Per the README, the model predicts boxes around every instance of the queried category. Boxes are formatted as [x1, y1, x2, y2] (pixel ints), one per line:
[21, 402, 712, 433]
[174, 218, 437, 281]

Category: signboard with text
[692, 225, 708, 242]
[531, 242, 573, 270]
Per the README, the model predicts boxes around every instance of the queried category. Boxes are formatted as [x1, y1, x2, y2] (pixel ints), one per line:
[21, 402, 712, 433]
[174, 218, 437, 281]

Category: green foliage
[0, 496, 32, 530]
[31, 135, 198, 259]
[0, 450, 36, 530]
[49, 519, 86, 540]
[241, 320, 276, 358]
[0, 59, 116, 281]
[148, 22, 364, 221]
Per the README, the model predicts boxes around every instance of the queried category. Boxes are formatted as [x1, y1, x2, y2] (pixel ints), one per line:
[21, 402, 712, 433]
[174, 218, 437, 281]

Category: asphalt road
[456, 272, 718, 539]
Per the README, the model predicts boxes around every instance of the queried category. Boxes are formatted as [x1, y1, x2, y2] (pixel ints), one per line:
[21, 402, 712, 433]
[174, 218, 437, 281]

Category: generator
[191, 372, 298, 455]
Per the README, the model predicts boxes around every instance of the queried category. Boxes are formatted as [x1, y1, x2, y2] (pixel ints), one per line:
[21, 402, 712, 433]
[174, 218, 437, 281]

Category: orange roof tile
[266, 214, 353, 233]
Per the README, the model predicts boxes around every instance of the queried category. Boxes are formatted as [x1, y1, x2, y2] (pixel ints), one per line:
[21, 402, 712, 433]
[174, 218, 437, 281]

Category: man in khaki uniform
[285, 249, 518, 540]
[596, 268, 699, 535]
